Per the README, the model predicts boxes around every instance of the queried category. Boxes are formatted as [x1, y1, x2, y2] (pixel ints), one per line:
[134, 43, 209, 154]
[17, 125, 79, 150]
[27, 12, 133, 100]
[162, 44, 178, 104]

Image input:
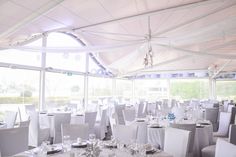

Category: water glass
[63, 135, 71, 152]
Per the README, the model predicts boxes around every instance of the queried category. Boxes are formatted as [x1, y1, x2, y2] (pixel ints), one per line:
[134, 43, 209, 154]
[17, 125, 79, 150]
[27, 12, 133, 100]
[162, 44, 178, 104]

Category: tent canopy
[0, 0, 236, 77]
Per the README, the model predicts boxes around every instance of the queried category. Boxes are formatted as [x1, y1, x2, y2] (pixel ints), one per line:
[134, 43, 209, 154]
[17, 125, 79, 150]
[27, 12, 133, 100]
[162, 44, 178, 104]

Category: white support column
[84, 53, 89, 109]
[212, 79, 216, 100]
[112, 78, 116, 100]
[209, 77, 216, 100]
[39, 33, 47, 111]
[167, 79, 171, 100]
[132, 79, 135, 104]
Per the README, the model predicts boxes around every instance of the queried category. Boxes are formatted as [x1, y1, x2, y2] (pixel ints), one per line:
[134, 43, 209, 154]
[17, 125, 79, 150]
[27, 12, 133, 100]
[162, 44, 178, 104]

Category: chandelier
[143, 43, 153, 67]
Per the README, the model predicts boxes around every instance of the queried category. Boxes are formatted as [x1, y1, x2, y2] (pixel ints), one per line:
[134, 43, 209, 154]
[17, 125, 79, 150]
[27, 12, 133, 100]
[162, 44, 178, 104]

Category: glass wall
[115, 79, 132, 100]
[0, 68, 39, 119]
[170, 79, 209, 100]
[88, 77, 113, 102]
[216, 80, 236, 101]
[134, 79, 169, 102]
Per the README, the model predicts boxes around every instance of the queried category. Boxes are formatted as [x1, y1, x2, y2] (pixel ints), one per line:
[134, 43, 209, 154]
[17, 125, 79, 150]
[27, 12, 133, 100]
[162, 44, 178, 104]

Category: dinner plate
[104, 143, 117, 149]
[200, 122, 210, 125]
[72, 142, 87, 148]
[47, 148, 62, 155]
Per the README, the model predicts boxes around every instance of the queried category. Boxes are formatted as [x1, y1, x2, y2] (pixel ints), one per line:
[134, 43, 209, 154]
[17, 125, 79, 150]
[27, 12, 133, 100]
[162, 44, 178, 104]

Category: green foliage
[0, 97, 38, 104]
[170, 80, 209, 99]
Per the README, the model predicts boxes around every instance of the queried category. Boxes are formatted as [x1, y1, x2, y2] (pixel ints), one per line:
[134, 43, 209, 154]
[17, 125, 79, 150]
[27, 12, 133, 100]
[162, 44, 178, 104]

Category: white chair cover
[19, 120, 30, 127]
[171, 107, 185, 120]
[4, 111, 17, 128]
[28, 112, 50, 147]
[114, 104, 126, 124]
[123, 107, 136, 123]
[0, 127, 28, 157]
[229, 124, 236, 145]
[113, 124, 137, 145]
[164, 128, 190, 157]
[94, 109, 107, 139]
[205, 108, 219, 131]
[61, 124, 89, 141]
[170, 123, 196, 154]
[223, 100, 229, 112]
[85, 111, 97, 134]
[227, 105, 234, 113]
[137, 102, 147, 118]
[214, 112, 231, 137]
[53, 112, 71, 144]
[109, 113, 117, 134]
[215, 138, 236, 157]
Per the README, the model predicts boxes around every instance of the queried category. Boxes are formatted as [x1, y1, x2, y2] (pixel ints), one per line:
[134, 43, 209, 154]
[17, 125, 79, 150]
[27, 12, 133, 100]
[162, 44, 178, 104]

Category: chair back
[215, 138, 236, 157]
[85, 111, 97, 134]
[230, 107, 236, 124]
[4, 111, 17, 128]
[205, 108, 218, 131]
[137, 102, 147, 118]
[0, 127, 28, 157]
[19, 120, 30, 127]
[113, 124, 137, 145]
[164, 128, 190, 157]
[217, 112, 231, 136]
[229, 124, 236, 145]
[53, 113, 71, 143]
[123, 108, 136, 122]
[114, 104, 126, 124]
[227, 105, 234, 113]
[61, 124, 89, 141]
[170, 123, 196, 153]
[223, 100, 229, 112]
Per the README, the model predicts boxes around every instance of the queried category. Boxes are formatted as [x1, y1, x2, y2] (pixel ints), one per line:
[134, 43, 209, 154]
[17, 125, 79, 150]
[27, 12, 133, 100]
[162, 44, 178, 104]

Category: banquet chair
[53, 113, 71, 144]
[205, 108, 219, 131]
[223, 100, 229, 112]
[94, 109, 107, 139]
[213, 112, 231, 138]
[137, 102, 147, 118]
[0, 126, 28, 157]
[122, 107, 136, 124]
[164, 128, 190, 157]
[229, 124, 236, 145]
[169, 123, 196, 155]
[147, 103, 157, 115]
[230, 107, 236, 124]
[113, 124, 138, 145]
[201, 124, 236, 157]
[28, 112, 50, 147]
[4, 111, 17, 128]
[19, 120, 30, 127]
[61, 124, 89, 141]
[109, 113, 117, 134]
[215, 138, 236, 157]
[84, 111, 97, 134]
[114, 104, 126, 124]
[227, 105, 235, 113]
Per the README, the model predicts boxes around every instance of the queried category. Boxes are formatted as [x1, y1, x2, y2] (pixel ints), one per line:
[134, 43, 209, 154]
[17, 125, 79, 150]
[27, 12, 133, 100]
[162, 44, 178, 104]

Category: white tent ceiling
[0, 0, 236, 77]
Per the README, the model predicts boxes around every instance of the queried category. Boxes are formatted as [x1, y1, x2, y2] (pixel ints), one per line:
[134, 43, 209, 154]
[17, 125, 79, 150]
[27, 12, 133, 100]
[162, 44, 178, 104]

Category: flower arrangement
[167, 113, 176, 121]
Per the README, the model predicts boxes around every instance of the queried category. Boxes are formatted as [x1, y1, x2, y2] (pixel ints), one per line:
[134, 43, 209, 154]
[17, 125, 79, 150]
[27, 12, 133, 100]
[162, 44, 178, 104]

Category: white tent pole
[84, 53, 89, 110]
[153, 0, 236, 36]
[72, 0, 212, 31]
[39, 33, 47, 111]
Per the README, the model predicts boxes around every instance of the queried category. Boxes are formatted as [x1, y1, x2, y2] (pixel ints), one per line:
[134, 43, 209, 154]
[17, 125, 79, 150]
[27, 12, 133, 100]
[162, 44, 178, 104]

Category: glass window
[46, 33, 86, 72]
[134, 79, 169, 101]
[0, 68, 39, 120]
[88, 76, 112, 102]
[115, 79, 132, 100]
[0, 39, 42, 66]
[45, 72, 84, 107]
[216, 80, 236, 101]
[170, 79, 209, 100]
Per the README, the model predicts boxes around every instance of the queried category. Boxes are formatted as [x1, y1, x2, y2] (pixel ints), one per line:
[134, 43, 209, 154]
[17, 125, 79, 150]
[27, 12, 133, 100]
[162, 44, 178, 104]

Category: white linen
[215, 138, 236, 157]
